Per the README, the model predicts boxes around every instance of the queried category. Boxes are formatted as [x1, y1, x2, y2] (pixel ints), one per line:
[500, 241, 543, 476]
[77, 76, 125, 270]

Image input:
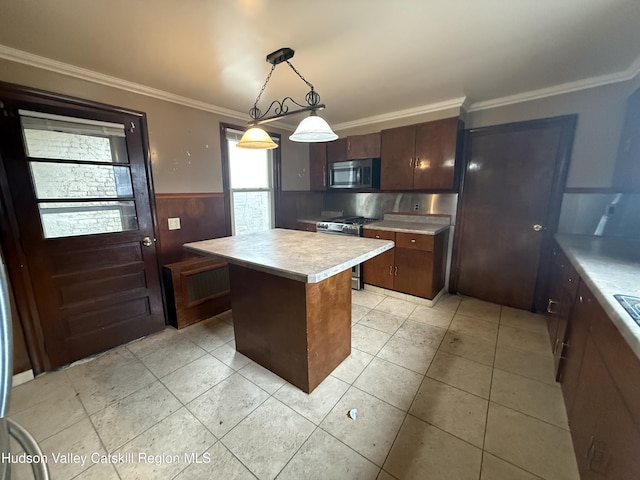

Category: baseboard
[362, 284, 447, 307]
[12, 370, 34, 386]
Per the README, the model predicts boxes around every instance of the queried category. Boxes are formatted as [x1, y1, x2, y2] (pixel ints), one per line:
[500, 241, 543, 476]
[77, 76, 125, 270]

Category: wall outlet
[414, 204, 419, 211]
[168, 217, 181, 230]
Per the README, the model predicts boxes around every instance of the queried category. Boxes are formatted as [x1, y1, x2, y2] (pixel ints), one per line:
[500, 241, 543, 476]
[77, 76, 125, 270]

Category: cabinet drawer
[396, 232, 433, 251]
[364, 229, 395, 241]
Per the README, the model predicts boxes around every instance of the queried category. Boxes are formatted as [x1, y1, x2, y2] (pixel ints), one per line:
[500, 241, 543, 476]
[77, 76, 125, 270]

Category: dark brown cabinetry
[363, 228, 447, 299]
[612, 88, 640, 190]
[296, 221, 317, 232]
[568, 294, 640, 478]
[549, 268, 640, 479]
[546, 245, 579, 380]
[327, 137, 348, 163]
[309, 143, 327, 191]
[380, 117, 462, 191]
[326, 133, 381, 163]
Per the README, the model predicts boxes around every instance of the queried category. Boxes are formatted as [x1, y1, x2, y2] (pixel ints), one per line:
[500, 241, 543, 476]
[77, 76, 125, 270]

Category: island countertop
[184, 228, 394, 283]
[555, 234, 640, 358]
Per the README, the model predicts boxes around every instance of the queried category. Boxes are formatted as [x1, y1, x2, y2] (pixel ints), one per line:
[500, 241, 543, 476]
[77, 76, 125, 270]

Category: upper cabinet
[613, 88, 640, 191]
[309, 142, 327, 191]
[381, 117, 463, 191]
[326, 133, 381, 163]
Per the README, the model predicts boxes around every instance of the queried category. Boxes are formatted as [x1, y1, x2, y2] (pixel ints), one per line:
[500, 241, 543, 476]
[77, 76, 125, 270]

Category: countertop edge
[363, 222, 450, 235]
[185, 239, 395, 284]
[555, 235, 640, 359]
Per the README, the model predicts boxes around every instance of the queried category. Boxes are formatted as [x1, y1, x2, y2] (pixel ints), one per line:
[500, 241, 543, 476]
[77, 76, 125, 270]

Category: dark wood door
[413, 118, 460, 190]
[612, 88, 640, 190]
[347, 133, 380, 159]
[380, 125, 415, 190]
[309, 143, 327, 191]
[362, 229, 395, 289]
[0, 93, 165, 368]
[453, 116, 576, 310]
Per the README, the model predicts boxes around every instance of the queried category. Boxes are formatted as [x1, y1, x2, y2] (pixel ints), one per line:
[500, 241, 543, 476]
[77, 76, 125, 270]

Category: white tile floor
[5, 290, 580, 480]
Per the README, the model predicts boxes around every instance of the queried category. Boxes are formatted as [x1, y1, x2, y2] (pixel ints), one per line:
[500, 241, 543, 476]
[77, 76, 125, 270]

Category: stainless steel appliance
[1, 253, 50, 480]
[316, 216, 379, 289]
[328, 158, 381, 190]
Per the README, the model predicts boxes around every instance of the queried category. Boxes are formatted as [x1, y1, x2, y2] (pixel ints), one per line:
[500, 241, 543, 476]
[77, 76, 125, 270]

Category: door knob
[142, 236, 153, 247]
[533, 224, 543, 232]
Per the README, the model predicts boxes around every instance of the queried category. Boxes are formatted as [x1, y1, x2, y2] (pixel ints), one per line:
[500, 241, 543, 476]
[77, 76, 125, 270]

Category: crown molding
[3, 44, 639, 128]
[331, 97, 467, 132]
[468, 53, 640, 112]
[0, 44, 251, 121]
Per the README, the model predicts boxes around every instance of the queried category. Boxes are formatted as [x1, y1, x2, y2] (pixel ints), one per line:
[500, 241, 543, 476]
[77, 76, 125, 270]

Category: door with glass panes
[0, 93, 164, 368]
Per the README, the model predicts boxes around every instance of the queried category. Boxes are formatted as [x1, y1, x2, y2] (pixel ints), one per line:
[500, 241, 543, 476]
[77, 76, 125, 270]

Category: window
[20, 110, 137, 238]
[224, 129, 277, 236]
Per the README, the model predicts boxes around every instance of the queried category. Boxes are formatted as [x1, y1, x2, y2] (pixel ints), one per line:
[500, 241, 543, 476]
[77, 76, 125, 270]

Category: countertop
[555, 234, 640, 358]
[364, 213, 451, 235]
[364, 220, 450, 235]
[184, 228, 394, 284]
[298, 213, 451, 235]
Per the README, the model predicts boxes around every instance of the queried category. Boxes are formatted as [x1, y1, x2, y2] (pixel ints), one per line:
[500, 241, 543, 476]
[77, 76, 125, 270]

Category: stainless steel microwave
[328, 158, 381, 189]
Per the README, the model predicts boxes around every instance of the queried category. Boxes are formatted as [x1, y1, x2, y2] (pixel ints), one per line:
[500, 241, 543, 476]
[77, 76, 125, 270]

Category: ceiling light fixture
[236, 47, 338, 149]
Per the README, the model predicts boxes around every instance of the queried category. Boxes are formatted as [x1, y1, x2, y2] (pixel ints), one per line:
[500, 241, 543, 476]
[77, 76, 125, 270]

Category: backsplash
[558, 193, 640, 238]
[322, 192, 459, 224]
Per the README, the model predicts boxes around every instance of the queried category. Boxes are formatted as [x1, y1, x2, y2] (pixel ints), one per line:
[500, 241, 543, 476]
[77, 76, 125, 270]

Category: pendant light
[237, 47, 337, 149]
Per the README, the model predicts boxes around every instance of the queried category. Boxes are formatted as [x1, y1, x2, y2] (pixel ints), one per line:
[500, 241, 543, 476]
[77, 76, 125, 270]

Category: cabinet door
[363, 229, 395, 289]
[347, 133, 380, 159]
[590, 366, 640, 479]
[413, 118, 459, 190]
[561, 281, 593, 418]
[296, 222, 316, 232]
[394, 247, 434, 298]
[327, 137, 348, 163]
[309, 143, 327, 191]
[380, 125, 415, 190]
[570, 336, 610, 479]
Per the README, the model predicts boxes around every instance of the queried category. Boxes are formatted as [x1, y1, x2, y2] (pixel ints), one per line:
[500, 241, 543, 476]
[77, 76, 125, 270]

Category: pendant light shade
[236, 127, 278, 149]
[289, 113, 338, 142]
[239, 48, 336, 148]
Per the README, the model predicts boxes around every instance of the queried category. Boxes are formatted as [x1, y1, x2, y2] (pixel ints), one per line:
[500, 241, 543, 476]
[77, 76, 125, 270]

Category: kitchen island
[184, 229, 394, 393]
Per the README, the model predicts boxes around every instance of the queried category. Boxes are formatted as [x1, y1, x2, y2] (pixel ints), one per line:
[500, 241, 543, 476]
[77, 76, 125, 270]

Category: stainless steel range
[316, 216, 379, 290]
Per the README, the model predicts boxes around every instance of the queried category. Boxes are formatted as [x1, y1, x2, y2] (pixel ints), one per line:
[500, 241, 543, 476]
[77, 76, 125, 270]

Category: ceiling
[0, 0, 639, 129]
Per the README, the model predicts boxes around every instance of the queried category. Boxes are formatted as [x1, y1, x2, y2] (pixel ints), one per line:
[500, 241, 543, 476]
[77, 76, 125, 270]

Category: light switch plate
[168, 217, 181, 230]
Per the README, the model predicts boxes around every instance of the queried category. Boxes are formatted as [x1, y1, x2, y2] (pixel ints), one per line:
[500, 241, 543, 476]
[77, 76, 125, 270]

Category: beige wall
[1, 56, 637, 191]
[0, 58, 310, 193]
[466, 77, 639, 188]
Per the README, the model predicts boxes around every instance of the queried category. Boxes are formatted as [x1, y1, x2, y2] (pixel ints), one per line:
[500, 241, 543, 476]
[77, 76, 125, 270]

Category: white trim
[12, 369, 34, 386]
[2, 44, 639, 126]
[468, 54, 640, 112]
[331, 97, 467, 132]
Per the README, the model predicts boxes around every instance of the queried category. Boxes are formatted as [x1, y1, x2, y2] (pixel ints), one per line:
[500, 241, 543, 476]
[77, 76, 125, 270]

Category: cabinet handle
[389, 265, 393, 276]
[409, 157, 413, 168]
[323, 165, 326, 187]
[547, 299, 558, 314]
[415, 157, 420, 168]
[411, 239, 416, 243]
[553, 338, 560, 354]
[375, 235, 380, 239]
[394, 266, 398, 276]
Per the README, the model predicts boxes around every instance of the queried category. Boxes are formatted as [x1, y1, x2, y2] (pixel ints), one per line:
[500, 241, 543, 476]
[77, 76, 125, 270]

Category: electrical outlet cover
[168, 217, 181, 230]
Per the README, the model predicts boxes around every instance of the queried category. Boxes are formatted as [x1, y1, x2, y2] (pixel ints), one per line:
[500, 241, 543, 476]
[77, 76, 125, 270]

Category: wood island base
[228, 265, 352, 393]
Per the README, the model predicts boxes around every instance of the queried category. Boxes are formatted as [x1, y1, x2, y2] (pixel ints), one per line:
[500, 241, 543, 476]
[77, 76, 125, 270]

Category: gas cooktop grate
[614, 294, 640, 326]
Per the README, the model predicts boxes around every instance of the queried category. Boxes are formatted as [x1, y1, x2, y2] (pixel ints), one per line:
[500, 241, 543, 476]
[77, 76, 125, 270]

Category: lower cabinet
[297, 221, 317, 232]
[363, 228, 447, 299]
[554, 278, 640, 479]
